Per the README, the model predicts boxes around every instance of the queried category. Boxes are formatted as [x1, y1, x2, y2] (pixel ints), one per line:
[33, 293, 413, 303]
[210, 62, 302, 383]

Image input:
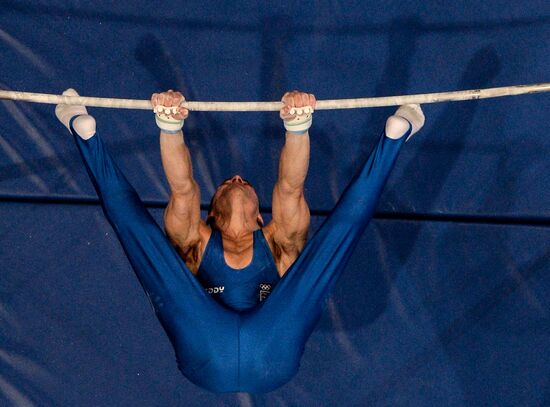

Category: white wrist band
[154, 105, 184, 134]
[284, 106, 314, 134]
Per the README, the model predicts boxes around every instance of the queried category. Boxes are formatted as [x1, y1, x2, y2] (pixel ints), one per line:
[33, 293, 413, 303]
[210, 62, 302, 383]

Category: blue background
[0, 1, 549, 406]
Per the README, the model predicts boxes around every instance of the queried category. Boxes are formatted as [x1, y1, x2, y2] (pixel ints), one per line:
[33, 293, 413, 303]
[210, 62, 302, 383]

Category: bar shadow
[315, 17, 424, 332]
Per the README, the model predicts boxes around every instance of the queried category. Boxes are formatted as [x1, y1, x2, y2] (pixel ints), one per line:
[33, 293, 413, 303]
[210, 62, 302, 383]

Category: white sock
[55, 88, 96, 140]
[385, 115, 411, 140]
[385, 104, 425, 141]
[395, 104, 425, 138]
[72, 115, 96, 140]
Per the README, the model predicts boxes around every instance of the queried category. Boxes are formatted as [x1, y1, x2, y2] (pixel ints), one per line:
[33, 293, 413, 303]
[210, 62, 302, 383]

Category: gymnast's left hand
[280, 91, 316, 120]
[151, 90, 189, 120]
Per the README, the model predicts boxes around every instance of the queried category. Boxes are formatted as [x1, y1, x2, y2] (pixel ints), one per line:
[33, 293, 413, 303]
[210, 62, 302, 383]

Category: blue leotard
[70, 116, 409, 393]
[197, 229, 280, 311]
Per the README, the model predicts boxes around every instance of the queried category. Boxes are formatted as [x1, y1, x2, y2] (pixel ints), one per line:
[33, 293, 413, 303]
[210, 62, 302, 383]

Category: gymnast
[55, 88, 424, 393]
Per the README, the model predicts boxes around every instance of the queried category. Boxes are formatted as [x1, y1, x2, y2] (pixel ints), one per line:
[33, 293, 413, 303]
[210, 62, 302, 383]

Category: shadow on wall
[135, 33, 240, 196]
[318, 44, 502, 332]
[256, 14, 292, 196]
[0, 85, 157, 192]
[381, 45, 501, 263]
[316, 16, 423, 332]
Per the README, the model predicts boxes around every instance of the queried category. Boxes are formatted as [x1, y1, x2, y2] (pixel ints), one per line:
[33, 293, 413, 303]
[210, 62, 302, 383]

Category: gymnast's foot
[385, 104, 425, 141]
[55, 88, 96, 140]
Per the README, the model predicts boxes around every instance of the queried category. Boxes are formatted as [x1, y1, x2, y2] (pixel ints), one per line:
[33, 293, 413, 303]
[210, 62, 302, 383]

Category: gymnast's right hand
[151, 90, 189, 133]
[280, 90, 316, 135]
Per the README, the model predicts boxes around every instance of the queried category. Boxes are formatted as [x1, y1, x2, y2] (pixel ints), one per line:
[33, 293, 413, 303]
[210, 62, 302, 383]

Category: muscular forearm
[277, 131, 310, 192]
[160, 131, 198, 194]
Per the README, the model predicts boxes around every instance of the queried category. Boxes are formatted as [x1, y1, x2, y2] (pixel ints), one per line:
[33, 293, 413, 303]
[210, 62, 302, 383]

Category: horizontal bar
[0, 83, 549, 111]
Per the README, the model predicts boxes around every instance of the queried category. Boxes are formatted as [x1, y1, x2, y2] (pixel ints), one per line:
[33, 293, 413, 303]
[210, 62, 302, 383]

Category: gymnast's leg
[275, 104, 424, 320]
[56, 90, 239, 391]
[239, 105, 425, 392]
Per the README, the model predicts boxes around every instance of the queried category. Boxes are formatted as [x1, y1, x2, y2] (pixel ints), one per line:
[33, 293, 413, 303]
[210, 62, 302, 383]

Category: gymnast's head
[207, 175, 264, 230]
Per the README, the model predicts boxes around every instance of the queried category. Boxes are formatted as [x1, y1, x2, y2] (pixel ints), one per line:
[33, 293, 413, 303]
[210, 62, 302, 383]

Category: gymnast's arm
[152, 91, 209, 274]
[264, 91, 315, 277]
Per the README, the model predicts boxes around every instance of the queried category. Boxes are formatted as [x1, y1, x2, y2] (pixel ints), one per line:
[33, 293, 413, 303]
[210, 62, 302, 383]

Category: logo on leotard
[259, 283, 272, 301]
[205, 286, 225, 295]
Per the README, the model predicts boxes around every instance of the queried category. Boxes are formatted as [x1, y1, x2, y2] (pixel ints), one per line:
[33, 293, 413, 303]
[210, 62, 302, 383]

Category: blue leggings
[71, 120, 407, 393]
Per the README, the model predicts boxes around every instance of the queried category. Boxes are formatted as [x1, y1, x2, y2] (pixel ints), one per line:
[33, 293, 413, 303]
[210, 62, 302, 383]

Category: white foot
[395, 104, 425, 141]
[385, 115, 411, 140]
[55, 89, 96, 139]
[72, 114, 96, 140]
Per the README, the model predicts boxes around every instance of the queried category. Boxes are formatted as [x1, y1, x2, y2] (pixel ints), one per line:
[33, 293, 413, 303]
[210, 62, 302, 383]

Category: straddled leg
[73, 129, 208, 306]
[57, 91, 240, 391]
[267, 104, 423, 319]
[239, 106, 424, 392]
